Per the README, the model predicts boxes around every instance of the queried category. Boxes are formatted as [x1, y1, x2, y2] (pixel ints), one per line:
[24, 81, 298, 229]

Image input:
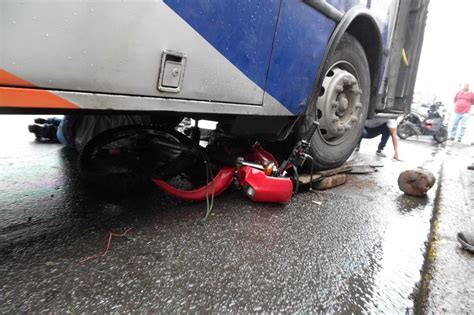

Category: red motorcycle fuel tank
[238, 166, 293, 203]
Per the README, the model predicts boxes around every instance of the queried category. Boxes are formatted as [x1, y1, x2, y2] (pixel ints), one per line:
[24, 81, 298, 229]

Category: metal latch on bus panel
[157, 50, 186, 93]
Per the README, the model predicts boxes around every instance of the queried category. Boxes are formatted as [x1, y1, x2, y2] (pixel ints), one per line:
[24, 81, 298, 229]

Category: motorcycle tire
[78, 125, 193, 195]
[433, 127, 448, 143]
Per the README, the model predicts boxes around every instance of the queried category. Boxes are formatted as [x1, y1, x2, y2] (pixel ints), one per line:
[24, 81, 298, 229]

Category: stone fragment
[314, 174, 347, 190]
[398, 168, 436, 197]
[369, 161, 384, 168]
[315, 165, 352, 177]
[298, 173, 323, 187]
[349, 165, 376, 174]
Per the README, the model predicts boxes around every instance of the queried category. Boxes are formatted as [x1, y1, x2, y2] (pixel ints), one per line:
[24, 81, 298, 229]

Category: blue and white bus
[0, 0, 429, 169]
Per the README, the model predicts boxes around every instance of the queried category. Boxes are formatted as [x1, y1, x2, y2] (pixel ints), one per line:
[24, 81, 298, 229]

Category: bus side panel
[0, 1, 280, 107]
[264, 1, 336, 115]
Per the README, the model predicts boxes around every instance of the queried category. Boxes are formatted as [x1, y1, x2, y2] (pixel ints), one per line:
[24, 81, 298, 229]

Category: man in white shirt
[356, 118, 400, 160]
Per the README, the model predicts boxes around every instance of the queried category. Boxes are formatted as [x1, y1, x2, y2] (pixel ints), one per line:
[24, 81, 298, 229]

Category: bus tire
[302, 33, 371, 170]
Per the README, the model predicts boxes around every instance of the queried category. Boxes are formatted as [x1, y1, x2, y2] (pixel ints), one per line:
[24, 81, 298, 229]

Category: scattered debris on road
[102, 228, 133, 256]
[398, 168, 436, 197]
[298, 173, 323, 187]
[299, 165, 350, 189]
[80, 227, 133, 263]
[348, 164, 377, 174]
[299, 162, 379, 190]
[315, 165, 352, 177]
[346, 159, 383, 174]
[313, 174, 348, 190]
[369, 161, 385, 168]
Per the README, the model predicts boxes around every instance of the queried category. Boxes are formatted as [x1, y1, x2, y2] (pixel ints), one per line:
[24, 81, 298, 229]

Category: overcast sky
[415, 0, 474, 106]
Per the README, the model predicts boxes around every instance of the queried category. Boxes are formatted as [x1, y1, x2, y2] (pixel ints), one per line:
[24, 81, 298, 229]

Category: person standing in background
[449, 83, 474, 142]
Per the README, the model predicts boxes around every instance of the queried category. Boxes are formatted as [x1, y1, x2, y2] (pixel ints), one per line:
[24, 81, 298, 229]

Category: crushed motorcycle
[78, 121, 319, 209]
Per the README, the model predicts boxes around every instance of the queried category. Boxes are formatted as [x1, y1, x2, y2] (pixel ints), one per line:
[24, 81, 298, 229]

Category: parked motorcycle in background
[397, 101, 448, 143]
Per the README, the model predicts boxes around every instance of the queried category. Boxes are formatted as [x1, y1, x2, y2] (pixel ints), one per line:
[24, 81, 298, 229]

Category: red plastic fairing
[238, 166, 293, 203]
[245, 142, 279, 167]
[152, 167, 235, 201]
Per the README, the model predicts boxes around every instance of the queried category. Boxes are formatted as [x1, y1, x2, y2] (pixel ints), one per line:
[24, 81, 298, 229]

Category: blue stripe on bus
[164, 0, 337, 115]
[163, 0, 280, 94]
[265, 1, 336, 114]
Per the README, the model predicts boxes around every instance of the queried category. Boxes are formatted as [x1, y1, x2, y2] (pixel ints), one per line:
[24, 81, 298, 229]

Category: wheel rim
[316, 62, 363, 145]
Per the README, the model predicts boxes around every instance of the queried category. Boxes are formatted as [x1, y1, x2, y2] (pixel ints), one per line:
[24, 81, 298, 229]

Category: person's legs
[360, 125, 388, 156]
[377, 124, 390, 152]
[56, 117, 76, 147]
[450, 113, 462, 139]
[355, 128, 369, 151]
[47, 117, 62, 127]
[363, 126, 383, 139]
[458, 113, 469, 141]
[41, 123, 59, 140]
[34, 118, 47, 124]
[56, 120, 67, 145]
[29, 123, 59, 140]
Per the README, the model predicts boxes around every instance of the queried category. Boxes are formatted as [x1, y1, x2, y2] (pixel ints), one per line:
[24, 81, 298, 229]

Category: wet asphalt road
[0, 115, 465, 312]
[421, 142, 474, 312]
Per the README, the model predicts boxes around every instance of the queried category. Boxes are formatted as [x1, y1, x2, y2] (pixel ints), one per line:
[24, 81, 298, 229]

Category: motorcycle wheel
[433, 127, 448, 143]
[397, 122, 412, 139]
[79, 125, 193, 195]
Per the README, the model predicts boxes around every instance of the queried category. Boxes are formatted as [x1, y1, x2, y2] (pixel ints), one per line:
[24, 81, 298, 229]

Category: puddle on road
[332, 145, 443, 312]
[396, 194, 430, 214]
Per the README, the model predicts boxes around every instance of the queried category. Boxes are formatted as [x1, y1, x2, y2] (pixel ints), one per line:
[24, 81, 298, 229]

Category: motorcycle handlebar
[303, 121, 319, 143]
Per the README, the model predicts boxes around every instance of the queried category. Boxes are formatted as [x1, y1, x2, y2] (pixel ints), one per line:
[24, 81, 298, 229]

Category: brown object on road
[315, 165, 352, 177]
[299, 165, 351, 189]
[314, 174, 347, 190]
[348, 164, 377, 174]
[398, 168, 436, 197]
[298, 173, 323, 186]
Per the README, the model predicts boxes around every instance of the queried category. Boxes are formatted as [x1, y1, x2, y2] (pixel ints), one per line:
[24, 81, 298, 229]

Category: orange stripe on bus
[0, 87, 79, 109]
[0, 69, 79, 109]
[0, 69, 35, 87]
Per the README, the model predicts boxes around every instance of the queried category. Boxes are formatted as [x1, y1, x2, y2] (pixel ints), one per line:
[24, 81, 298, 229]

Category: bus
[0, 0, 429, 170]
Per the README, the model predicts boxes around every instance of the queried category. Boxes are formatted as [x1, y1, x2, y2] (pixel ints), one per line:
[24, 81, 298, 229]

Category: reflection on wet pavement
[396, 194, 430, 214]
[420, 141, 474, 313]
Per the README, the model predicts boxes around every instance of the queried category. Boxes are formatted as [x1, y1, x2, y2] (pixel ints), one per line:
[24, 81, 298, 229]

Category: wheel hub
[317, 67, 362, 143]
